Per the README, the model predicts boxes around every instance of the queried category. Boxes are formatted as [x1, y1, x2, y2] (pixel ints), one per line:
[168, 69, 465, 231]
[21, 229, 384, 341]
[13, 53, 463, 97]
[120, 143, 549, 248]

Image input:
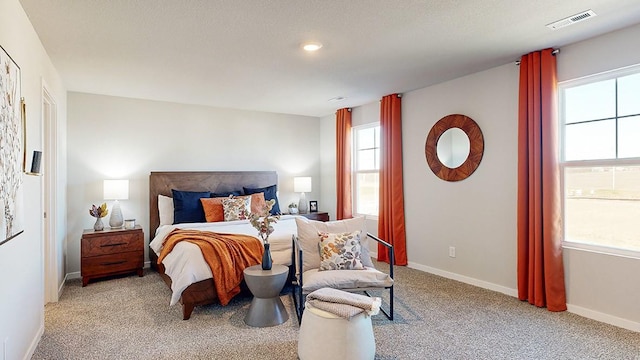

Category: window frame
[558, 63, 640, 259]
[352, 122, 380, 219]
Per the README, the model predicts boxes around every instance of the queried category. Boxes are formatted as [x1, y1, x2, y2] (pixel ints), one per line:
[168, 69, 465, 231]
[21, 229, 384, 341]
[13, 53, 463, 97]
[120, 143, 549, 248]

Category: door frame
[42, 81, 58, 303]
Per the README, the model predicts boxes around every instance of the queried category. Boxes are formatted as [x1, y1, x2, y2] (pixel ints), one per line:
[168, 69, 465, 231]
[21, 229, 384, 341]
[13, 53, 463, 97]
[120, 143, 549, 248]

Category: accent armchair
[290, 217, 394, 323]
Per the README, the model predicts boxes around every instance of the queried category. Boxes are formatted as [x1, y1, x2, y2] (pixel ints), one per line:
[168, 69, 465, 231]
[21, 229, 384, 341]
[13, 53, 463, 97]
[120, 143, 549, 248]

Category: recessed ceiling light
[302, 42, 323, 52]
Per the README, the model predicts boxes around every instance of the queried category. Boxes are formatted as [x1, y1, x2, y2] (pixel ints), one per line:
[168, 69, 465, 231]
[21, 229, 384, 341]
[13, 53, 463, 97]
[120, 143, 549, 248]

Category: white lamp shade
[104, 180, 129, 200]
[294, 177, 312, 193]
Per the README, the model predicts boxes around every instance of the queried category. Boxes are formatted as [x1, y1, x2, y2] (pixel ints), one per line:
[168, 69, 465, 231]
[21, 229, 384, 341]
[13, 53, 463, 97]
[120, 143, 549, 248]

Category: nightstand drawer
[81, 252, 143, 276]
[82, 232, 143, 257]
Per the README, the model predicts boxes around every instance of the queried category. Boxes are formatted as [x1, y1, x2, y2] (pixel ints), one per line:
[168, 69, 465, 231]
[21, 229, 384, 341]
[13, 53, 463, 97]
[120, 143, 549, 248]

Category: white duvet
[149, 215, 298, 305]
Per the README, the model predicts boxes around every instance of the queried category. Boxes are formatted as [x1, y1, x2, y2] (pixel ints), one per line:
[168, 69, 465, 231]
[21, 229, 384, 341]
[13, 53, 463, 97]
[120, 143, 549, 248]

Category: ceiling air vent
[546, 10, 597, 30]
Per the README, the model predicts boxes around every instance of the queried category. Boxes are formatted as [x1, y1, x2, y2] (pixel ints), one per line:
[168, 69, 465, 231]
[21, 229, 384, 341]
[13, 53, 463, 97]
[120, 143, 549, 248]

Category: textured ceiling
[19, 0, 640, 117]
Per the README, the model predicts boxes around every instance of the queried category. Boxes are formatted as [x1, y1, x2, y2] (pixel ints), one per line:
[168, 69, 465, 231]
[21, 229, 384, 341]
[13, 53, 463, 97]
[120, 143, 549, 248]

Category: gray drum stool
[243, 264, 289, 327]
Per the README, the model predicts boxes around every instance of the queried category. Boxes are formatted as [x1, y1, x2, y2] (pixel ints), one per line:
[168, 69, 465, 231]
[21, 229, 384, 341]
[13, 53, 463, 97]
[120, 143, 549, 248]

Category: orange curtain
[378, 94, 408, 266]
[517, 49, 566, 311]
[336, 108, 353, 220]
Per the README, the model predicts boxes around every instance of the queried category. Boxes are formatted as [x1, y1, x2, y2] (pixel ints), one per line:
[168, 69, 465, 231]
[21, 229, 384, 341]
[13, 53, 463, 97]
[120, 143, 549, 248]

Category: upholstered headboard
[148, 171, 278, 237]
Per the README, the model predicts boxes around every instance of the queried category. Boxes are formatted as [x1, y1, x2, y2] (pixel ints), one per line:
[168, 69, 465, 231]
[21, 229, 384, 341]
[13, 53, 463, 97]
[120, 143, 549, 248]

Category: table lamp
[294, 177, 312, 214]
[104, 179, 129, 228]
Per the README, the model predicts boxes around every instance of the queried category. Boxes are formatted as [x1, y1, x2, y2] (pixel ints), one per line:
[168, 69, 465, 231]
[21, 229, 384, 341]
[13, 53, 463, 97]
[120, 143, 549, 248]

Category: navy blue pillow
[211, 191, 242, 198]
[172, 189, 211, 224]
[243, 184, 281, 215]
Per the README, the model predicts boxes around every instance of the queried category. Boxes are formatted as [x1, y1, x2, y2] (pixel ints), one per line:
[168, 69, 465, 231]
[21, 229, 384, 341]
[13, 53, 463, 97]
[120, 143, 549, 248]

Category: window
[560, 65, 640, 256]
[353, 124, 380, 217]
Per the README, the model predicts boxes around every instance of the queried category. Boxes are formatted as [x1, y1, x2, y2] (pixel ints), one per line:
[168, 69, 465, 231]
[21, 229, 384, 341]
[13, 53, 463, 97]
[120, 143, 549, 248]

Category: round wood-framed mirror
[425, 114, 484, 182]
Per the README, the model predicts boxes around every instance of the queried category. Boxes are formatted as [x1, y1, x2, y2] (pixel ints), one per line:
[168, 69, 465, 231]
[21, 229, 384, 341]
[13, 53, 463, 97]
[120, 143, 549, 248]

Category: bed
[148, 171, 296, 319]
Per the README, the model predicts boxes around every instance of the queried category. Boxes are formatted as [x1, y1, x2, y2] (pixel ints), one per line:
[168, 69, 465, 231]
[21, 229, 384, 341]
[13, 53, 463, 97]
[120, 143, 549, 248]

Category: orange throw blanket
[158, 229, 263, 305]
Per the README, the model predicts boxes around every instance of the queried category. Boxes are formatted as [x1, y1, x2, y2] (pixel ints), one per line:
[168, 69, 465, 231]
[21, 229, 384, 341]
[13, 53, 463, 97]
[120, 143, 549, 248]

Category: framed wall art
[0, 45, 25, 245]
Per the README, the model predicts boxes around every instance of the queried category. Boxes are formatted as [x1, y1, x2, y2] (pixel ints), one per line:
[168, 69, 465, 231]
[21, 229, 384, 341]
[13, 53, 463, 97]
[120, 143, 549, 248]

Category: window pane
[565, 120, 615, 161]
[374, 126, 380, 147]
[564, 166, 640, 252]
[618, 73, 640, 117]
[619, 115, 640, 158]
[356, 173, 379, 216]
[375, 148, 380, 170]
[357, 149, 376, 171]
[564, 80, 615, 123]
[357, 127, 375, 150]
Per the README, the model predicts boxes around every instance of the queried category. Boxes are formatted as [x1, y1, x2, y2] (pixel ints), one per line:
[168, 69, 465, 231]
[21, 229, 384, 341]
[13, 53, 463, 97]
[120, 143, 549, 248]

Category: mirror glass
[436, 128, 470, 168]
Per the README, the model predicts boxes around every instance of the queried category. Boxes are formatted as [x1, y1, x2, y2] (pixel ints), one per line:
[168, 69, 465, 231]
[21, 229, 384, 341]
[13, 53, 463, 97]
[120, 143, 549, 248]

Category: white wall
[319, 113, 337, 219]
[322, 23, 640, 330]
[402, 64, 520, 291]
[0, 0, 67, 359]
[66, 93, 321, 274]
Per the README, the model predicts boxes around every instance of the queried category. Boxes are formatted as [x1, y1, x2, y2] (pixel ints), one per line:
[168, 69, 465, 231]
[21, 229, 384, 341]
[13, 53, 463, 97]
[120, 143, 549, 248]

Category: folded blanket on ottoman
[306, 288, 381, 319]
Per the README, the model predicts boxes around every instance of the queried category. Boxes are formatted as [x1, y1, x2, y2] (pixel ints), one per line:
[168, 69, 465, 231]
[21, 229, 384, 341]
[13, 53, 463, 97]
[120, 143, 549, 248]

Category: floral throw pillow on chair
[317, 230, 365, 271]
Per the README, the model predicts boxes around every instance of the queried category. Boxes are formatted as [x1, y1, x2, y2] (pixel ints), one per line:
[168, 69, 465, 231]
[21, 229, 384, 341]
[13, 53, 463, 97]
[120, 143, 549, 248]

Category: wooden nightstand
[296, 212, 330, 222]
[81, 225, 144, 286]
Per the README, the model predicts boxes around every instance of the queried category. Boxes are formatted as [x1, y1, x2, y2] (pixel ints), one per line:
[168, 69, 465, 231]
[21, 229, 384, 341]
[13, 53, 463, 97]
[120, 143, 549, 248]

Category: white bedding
[149, 215, 298, 305]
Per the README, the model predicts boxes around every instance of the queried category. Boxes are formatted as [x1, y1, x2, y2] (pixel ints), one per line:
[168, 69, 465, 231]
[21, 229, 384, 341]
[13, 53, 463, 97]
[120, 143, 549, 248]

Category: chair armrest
[366, 233, 394, 280]
[291, 235, 304, 286]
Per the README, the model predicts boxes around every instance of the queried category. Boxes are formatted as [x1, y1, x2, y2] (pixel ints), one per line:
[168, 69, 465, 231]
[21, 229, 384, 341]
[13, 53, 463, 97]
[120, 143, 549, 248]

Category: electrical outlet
[449, 246, 456, 258]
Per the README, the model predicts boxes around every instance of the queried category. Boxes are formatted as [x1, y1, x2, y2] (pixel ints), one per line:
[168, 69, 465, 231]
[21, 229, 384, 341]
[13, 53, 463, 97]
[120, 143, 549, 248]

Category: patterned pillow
[318, 231, 365, 271]
[222, 196, 252, 221]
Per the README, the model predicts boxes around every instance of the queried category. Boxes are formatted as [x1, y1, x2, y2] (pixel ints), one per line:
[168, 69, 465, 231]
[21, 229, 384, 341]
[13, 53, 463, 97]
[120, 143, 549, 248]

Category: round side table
[243, 264, 289, 327]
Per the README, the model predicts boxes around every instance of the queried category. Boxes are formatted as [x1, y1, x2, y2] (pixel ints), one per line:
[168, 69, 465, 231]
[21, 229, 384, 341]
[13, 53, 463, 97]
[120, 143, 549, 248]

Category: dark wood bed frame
[148, 171, 278, 319]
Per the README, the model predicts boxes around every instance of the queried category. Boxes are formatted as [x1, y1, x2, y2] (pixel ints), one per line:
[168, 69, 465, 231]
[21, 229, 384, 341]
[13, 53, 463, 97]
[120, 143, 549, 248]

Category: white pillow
[295, 217, 374, 272]
[158, 194, 174, 226]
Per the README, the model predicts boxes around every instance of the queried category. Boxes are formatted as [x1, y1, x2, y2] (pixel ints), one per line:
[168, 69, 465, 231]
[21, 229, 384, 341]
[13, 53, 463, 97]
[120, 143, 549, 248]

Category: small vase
[261, 243, 272, 270]
[94, 217, 104, 231]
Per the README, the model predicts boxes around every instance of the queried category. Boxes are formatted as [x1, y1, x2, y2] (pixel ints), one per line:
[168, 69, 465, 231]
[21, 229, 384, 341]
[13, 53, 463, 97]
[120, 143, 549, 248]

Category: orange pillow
[200, 197, 226, 222]
[200, 193, 267, 223]
[246, 192, 266, 215]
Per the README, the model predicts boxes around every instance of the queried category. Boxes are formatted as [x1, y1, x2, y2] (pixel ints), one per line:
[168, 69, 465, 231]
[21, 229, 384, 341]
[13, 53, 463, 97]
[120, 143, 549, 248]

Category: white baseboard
[566, 304, 640, 332]
[66, 271, 80, 280]
[406, 261, 518, 297]
[23, 323, 44, 360]
[404, 261, 638, 333]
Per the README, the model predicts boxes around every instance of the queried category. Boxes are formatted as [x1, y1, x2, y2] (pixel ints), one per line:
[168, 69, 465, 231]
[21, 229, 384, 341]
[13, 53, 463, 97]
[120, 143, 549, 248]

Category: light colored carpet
[32, 262, 640, 359]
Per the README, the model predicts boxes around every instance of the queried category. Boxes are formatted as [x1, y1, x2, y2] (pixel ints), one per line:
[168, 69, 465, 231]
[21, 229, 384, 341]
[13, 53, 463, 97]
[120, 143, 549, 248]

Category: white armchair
[291, 217, 394, 322]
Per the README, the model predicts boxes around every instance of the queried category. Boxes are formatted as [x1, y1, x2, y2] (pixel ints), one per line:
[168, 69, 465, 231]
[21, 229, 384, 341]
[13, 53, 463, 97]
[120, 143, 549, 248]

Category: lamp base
[109, 200, 124, 228]
[298, 193, 308, 214]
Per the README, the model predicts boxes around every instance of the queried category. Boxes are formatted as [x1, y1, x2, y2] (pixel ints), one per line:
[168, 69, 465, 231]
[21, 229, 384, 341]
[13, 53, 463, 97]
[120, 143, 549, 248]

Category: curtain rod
[515, 49, 560, 65]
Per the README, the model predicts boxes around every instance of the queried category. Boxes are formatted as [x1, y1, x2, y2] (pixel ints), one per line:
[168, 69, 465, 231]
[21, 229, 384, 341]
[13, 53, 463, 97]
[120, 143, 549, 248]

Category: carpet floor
[32, 262, 640, 359]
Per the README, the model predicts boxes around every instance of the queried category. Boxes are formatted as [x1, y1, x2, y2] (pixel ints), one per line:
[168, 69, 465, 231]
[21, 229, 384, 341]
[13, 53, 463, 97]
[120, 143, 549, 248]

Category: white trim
[23, 323, 44, 360]
[59, 273, 68, 296]
[566, 304, 640, 332]
[404, 260, 639, 333]
[42, 80, 59, 304]
[563, 242, 640, 260]
[66, 271, 81, 280]
[406, 261, 518, 297]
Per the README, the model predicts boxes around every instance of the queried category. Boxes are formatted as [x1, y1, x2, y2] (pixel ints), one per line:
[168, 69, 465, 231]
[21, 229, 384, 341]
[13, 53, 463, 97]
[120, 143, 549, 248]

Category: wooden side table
[296, 211, 329, 222]
[81, 225, 144, 286]
[243, 264, 289, 327]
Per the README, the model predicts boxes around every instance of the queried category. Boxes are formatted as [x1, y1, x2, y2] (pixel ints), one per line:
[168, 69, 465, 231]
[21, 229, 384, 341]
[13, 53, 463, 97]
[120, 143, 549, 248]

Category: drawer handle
[100, 242, 127, 247]
[101, 260, 127, 266]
